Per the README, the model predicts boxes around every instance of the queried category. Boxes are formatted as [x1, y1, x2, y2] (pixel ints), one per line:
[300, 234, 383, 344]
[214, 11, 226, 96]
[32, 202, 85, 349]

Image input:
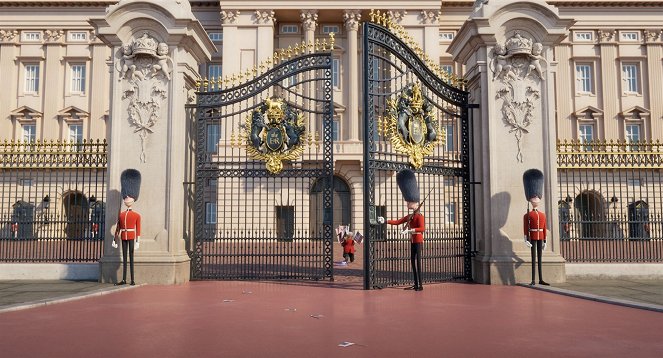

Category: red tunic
[115, 209, 141, 241]
[387, 212, 425, 243]
[523, 209, 546, 241]
[341, 238, 355, 254]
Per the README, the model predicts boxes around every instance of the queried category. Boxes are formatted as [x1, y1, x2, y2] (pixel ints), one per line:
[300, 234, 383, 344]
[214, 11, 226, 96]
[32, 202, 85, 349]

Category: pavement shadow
[493, 191, 523, 285]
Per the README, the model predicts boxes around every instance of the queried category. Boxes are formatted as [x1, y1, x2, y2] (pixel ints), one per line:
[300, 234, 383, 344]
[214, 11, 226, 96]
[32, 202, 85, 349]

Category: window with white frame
[579, 124, 594, 150]
[280, 24, 299, 34]
[22, 31, 41, 41]
[574, 31, 593, 41]
[444, 124, 455, 152]
[69, 31, 87, 41]
[24, 64, 40, 93]
[622, 63, 639, 93]
[22, 124, 36, 142]
[332, 58, 340, 89]
[439, 32, 455, 41]
[444, 177, 456, 187]
[70, 64, 86, 93]
[208, 64, 222, 90]
[445, 202, 456, 224]
[69, 124, 83, 143]
[627, 179, 642, 187]
[206, 124, 220, 153]
[205, 202, 217, 224]
[208, 32, 223, 42]
[625, 124, 641, 143]
[575, 63, 593, 93]
[441, 64, 454, 75]
[620, 31, 639, 41]
[322, 25, 339, 34]
[332, 118, 340, 141]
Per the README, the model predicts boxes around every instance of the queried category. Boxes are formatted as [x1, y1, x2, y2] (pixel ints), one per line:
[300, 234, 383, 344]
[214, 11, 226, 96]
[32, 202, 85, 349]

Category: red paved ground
[1, 281, 662, 358]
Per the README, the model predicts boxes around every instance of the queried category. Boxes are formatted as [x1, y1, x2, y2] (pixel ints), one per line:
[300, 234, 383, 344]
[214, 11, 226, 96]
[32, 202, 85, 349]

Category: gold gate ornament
[385, 83, 444, 169]
[245, 97, 306, 174]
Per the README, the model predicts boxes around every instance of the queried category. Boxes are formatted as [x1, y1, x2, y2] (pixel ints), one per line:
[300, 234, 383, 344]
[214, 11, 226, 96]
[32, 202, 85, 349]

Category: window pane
[206, 124, 220, 153]
[576, 64, 592, 93]
[205, 202, 217, 224]
[25, 64, 40, 93]
[71, 64, 86, 93]
[208, 64, 222, 90]
[69, 124, 83, 143]
[22, 124, 36, 142]
[445, 124, 455, 151]
[622, 64, 638, 93]
[332, 59, 340, 89]
[332, 119, 339, 141]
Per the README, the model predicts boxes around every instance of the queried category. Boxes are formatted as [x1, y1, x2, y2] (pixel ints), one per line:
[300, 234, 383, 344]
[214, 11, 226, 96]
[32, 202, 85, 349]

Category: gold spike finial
[369, 9, 375, 23]
[329, 32, 335, 50]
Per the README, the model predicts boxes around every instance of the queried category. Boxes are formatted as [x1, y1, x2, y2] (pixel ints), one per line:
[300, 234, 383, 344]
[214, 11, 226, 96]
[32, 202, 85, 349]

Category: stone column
[89, 32, 111, 139]
[420, 10, 441, 61]
[301, 10, 318, 51]
[301, 10, 318, 133]
[221, 10, 241, 77]
[644, 30, 663, 138]
[554, 43, 574, 139]
[90, 0, 215, 284]
[598, 30, 619, 138]
[42, 30, 65, 139]
[254, 10, 276, 64]
[0, 30, 19, 135]
[448, 0, 575, 284]
[344, 10, 361, 142]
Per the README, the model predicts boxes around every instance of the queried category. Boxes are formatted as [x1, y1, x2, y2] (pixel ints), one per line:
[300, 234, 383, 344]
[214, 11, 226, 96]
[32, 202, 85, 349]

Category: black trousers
[411, 243, 423, 287]
[121, 240, 135, 282]
[530, 240, 544, 282]
[343, 252, 354, 262]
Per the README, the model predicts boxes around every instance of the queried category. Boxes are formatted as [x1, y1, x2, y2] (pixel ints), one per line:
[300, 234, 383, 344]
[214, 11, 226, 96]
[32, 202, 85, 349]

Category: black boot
[115, 280, 126, 286]
[130, 281, 136, 286]
[539, 280, 550, 286]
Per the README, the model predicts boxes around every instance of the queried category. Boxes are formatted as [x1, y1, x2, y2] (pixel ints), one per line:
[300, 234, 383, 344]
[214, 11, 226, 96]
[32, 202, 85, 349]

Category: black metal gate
[362, 17, 472, 289]
[192, 48, 334, 280]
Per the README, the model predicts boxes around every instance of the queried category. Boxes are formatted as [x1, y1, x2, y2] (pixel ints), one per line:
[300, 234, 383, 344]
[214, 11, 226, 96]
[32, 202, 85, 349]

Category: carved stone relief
[0, 29, 18, 42]
[220, 10, 240, 25]
[490, 31, 545, 162]
[254, 10, 275, 25]
[419, 10, 441, 24]
[387, 10, 407, 24]
[300, 10, 318, 32]
[116, 32, 172, 163]
[44, 30, 65, 43]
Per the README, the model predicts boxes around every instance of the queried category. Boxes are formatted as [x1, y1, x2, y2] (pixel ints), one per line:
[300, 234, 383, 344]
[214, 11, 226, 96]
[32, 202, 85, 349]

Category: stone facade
[1, 0, 663, 283]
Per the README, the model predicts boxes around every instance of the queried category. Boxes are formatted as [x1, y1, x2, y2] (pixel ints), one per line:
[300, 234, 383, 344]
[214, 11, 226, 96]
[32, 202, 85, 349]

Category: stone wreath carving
[116, 32, 172, 163]
[491, 32, 545, 162]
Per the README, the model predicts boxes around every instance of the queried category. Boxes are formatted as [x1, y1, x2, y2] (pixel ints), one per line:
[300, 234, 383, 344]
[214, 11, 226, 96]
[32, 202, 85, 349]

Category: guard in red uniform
[112, 169, 142, 286]
[378, 169, 425, 291]
[523, 169, 549, 286]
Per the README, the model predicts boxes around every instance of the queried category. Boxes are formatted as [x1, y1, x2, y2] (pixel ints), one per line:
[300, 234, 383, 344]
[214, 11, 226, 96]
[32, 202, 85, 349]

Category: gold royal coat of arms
[385, 83, 443, 169]
[245, 98, 306, 174]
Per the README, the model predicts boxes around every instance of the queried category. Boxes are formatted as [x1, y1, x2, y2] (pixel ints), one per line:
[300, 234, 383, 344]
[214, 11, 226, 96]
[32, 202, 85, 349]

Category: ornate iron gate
[362, 15, 472, 289]
[192, 46, 334, 280]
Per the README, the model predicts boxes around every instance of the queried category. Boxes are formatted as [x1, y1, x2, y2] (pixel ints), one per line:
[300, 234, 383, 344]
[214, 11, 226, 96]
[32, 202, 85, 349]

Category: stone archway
[310, 176, 352, 237]
[575, 191, 606, 238]
[62, 191, 89, 239]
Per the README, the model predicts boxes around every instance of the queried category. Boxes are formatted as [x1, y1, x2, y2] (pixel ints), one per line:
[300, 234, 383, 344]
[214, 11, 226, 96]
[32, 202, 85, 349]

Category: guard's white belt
[120, 229, 136, 232]
[529, 229, 543, 232]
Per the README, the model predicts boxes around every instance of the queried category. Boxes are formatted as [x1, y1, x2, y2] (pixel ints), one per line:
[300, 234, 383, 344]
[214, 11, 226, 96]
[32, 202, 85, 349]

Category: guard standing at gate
[377, 169, 425, 291]
[112, 169, 142, 286]
[523, 168, 549, 286]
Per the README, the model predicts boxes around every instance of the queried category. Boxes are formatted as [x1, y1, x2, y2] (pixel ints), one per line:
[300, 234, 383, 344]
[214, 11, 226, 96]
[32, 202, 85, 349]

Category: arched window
[628, 200, 650, 240]
[310, 176, 351, 238]
[574, 191, 605, 239]
[63, 192, 89, 239]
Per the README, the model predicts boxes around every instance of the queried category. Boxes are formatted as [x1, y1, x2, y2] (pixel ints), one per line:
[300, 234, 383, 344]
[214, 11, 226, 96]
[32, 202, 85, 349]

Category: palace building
[0, 0, 662, 285]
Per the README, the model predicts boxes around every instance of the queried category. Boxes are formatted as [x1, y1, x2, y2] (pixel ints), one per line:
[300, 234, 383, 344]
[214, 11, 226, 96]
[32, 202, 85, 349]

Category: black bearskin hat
[396, 169, 420, 203]
[120, 169, 142, 201]
[523, 169, 544, 201]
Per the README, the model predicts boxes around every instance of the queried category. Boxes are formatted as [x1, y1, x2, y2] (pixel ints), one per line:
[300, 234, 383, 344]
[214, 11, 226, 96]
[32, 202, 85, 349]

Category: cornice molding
[0, 1, 116, 7]
[441, 1, 663, 8]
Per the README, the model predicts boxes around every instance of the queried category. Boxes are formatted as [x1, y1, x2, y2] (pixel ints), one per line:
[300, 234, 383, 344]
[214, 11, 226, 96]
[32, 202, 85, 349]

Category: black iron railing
[0, 140, 107, 263]
[558, 140, 663, 262]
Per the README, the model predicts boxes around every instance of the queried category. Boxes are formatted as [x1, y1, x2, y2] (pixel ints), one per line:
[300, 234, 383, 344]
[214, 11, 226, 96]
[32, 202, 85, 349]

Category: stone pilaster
[254, 10, 275, 64]
[644, 29, 663, 138]
[90, 0, 215, 284]
[554, 43, 573, 139]
[448, 0, 575, 285]
[0, 30, 19, 137]
[344, 10, 361, 142]
[220, 9, 241, 76]
[42, 30, 65, 140]
[598, 30, 619, 138]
